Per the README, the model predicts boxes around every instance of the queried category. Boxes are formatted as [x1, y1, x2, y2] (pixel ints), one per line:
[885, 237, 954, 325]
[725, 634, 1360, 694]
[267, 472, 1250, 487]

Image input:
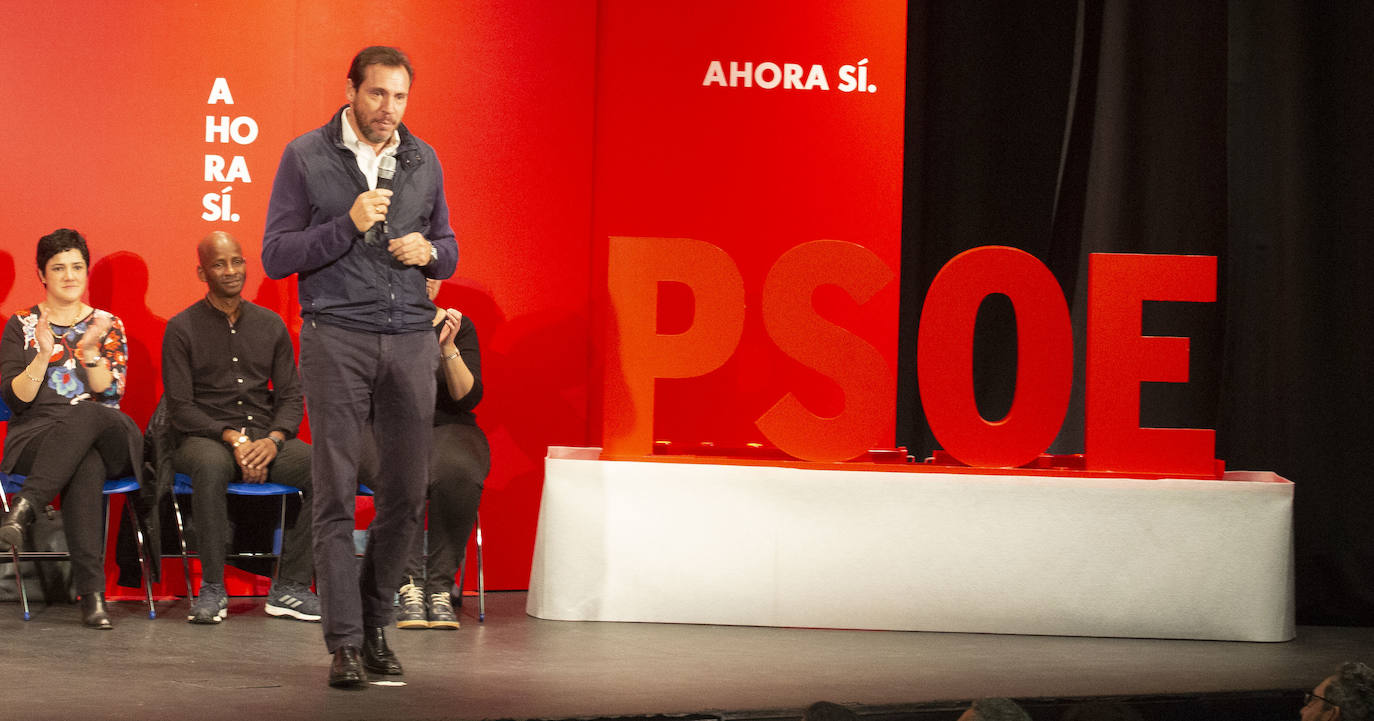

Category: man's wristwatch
[269, 436, 284, 452]
[428, 243, 437, 264]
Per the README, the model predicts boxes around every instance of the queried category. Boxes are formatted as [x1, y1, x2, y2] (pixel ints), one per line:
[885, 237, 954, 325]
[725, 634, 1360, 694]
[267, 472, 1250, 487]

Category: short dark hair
[348, 46, 413, 89]
[1328, 662, 1374, 721]
[802, 701, 859, 721]
[37, 228, 90, 272]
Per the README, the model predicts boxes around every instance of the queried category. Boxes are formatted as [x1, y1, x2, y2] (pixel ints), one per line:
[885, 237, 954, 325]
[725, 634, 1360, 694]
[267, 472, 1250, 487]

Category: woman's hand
[76, 314, 111, 362]
[438, 308, 463, 349]
[439, 308, 463, 346]
[34, 308, 55, 360]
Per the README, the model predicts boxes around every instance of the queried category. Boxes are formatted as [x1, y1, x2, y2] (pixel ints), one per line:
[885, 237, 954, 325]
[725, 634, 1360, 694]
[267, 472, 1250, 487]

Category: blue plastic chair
[167, 472, 300, 599]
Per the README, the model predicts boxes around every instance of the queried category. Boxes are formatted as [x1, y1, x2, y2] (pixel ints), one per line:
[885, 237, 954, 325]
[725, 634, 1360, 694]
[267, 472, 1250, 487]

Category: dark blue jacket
[262, 106, 458, 334]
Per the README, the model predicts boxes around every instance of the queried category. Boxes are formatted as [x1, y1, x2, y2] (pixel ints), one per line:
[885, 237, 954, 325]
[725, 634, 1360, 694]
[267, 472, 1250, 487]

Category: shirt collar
[203, 295, 246, 322]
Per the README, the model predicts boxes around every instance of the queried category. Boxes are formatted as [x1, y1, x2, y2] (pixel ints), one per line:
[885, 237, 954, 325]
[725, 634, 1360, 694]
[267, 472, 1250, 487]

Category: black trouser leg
[14, 402, 129, 507]
[270, 438, 315, 586]
[9, 403, 131, 596]
[62, 449, 109, 596]
[172, 437, 235, 585]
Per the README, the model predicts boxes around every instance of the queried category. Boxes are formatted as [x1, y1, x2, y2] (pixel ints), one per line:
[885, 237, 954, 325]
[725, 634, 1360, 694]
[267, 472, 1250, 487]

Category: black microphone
[366, 154, 397, 246]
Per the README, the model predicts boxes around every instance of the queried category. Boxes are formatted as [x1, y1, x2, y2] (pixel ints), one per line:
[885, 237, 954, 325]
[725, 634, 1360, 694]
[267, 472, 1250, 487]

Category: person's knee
[174, 440, 237, 492]
[272, 440, 313, 490]
[67, 399, 105, 424]
[430, 436, 489, 491]
[188, 465, 235, 493]
[69, 449, 107, 490]
[429, 467, 484, 501]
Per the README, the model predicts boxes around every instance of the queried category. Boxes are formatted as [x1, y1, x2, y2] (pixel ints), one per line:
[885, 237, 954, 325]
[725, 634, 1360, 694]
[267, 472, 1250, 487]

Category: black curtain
[899, 0, 1374, 626]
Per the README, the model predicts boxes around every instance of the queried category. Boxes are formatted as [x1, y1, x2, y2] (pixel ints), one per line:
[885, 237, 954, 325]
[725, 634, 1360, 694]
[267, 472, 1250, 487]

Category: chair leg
[475, 513, 484, 622]
[99, 492, 158, 620]
[102, 494, 110, 605]
[8, 546, 30, 621]
[269, 493, 288, 582]
[123, 497, 156, 619]
[168, 492, 194, 599]
[456, 550, 466, 606]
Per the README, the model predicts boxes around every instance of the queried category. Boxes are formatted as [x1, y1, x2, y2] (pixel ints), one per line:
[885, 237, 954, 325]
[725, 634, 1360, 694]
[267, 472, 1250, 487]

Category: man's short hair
[36, 228, 89, 271]
[802, 701, 859, 721]
[1328, 661, 1374, 721]
[348, 45, 413, 88]
[966, 698, 1032, 721]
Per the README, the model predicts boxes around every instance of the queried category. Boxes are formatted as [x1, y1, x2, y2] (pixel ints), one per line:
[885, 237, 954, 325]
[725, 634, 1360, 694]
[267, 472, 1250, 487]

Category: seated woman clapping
[0, 229, 144, 629]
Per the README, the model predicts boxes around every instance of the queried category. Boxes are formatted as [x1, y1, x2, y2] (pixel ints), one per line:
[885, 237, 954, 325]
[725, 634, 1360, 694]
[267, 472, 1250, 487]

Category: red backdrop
[0, 0, 907, 594]
[592, 0, 908, 457]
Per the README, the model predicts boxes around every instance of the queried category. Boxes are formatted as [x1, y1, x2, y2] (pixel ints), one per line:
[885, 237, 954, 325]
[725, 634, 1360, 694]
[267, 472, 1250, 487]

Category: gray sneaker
[265, 580, 322, 622]
[188, 582, 229, 624]
[427, 591, 460, 630]
[396, 581, 428, 629]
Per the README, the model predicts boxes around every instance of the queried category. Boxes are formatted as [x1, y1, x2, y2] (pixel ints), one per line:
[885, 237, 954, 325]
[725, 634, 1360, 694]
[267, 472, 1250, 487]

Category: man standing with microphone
[262, 45, 457, 689]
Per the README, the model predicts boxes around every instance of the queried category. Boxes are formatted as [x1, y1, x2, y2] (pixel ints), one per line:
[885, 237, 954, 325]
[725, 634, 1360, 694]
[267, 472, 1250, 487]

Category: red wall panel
[0, 1, 598, 593]
[591, 0, 908, 456]
[0, 0, 908, 595]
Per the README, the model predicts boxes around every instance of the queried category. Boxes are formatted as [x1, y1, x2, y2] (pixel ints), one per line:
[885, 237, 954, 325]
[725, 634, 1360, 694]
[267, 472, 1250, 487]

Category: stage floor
[0, 591, 1365, 721]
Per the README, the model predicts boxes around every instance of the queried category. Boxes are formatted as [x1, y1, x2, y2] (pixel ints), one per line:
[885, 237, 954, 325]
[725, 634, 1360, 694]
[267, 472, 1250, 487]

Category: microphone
[366, 154, 397, 246]
[377, 153, 397, 193]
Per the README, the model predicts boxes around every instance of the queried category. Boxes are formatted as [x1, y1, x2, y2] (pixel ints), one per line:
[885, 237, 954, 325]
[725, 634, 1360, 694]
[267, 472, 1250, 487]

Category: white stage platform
[527, 447, 1295, 642]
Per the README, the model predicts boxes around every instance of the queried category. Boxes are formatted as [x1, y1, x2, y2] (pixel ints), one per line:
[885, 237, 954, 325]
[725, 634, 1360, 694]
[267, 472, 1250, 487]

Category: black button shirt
[434, 314, 483, 427]
[162, 297, 303, 442]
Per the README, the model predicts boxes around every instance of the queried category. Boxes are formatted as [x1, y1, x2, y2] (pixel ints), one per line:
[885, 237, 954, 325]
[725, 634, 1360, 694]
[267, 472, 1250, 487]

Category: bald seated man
[163, 231, 319, 624]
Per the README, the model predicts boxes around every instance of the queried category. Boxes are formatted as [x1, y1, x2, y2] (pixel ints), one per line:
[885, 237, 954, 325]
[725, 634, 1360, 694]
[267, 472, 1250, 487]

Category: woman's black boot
[80, 592, 113, 630]
[0, 496, 37, 551]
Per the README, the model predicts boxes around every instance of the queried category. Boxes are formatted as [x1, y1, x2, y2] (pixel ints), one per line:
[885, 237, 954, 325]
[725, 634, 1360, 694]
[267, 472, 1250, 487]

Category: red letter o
[917, 246, 1072, 468]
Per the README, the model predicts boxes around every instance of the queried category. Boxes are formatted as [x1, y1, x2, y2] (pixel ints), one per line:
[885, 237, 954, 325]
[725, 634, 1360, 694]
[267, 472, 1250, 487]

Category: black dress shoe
[328, 646, 366, 688]
[0, 496, 37, 551]
[80, 592, 113, 630]
[361, 625, 403, 675]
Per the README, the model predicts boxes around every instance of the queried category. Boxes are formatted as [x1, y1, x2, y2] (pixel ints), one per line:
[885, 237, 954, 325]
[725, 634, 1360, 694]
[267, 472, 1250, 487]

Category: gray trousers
[299, 320, 437, 653]
[171, 435, 314, 586]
